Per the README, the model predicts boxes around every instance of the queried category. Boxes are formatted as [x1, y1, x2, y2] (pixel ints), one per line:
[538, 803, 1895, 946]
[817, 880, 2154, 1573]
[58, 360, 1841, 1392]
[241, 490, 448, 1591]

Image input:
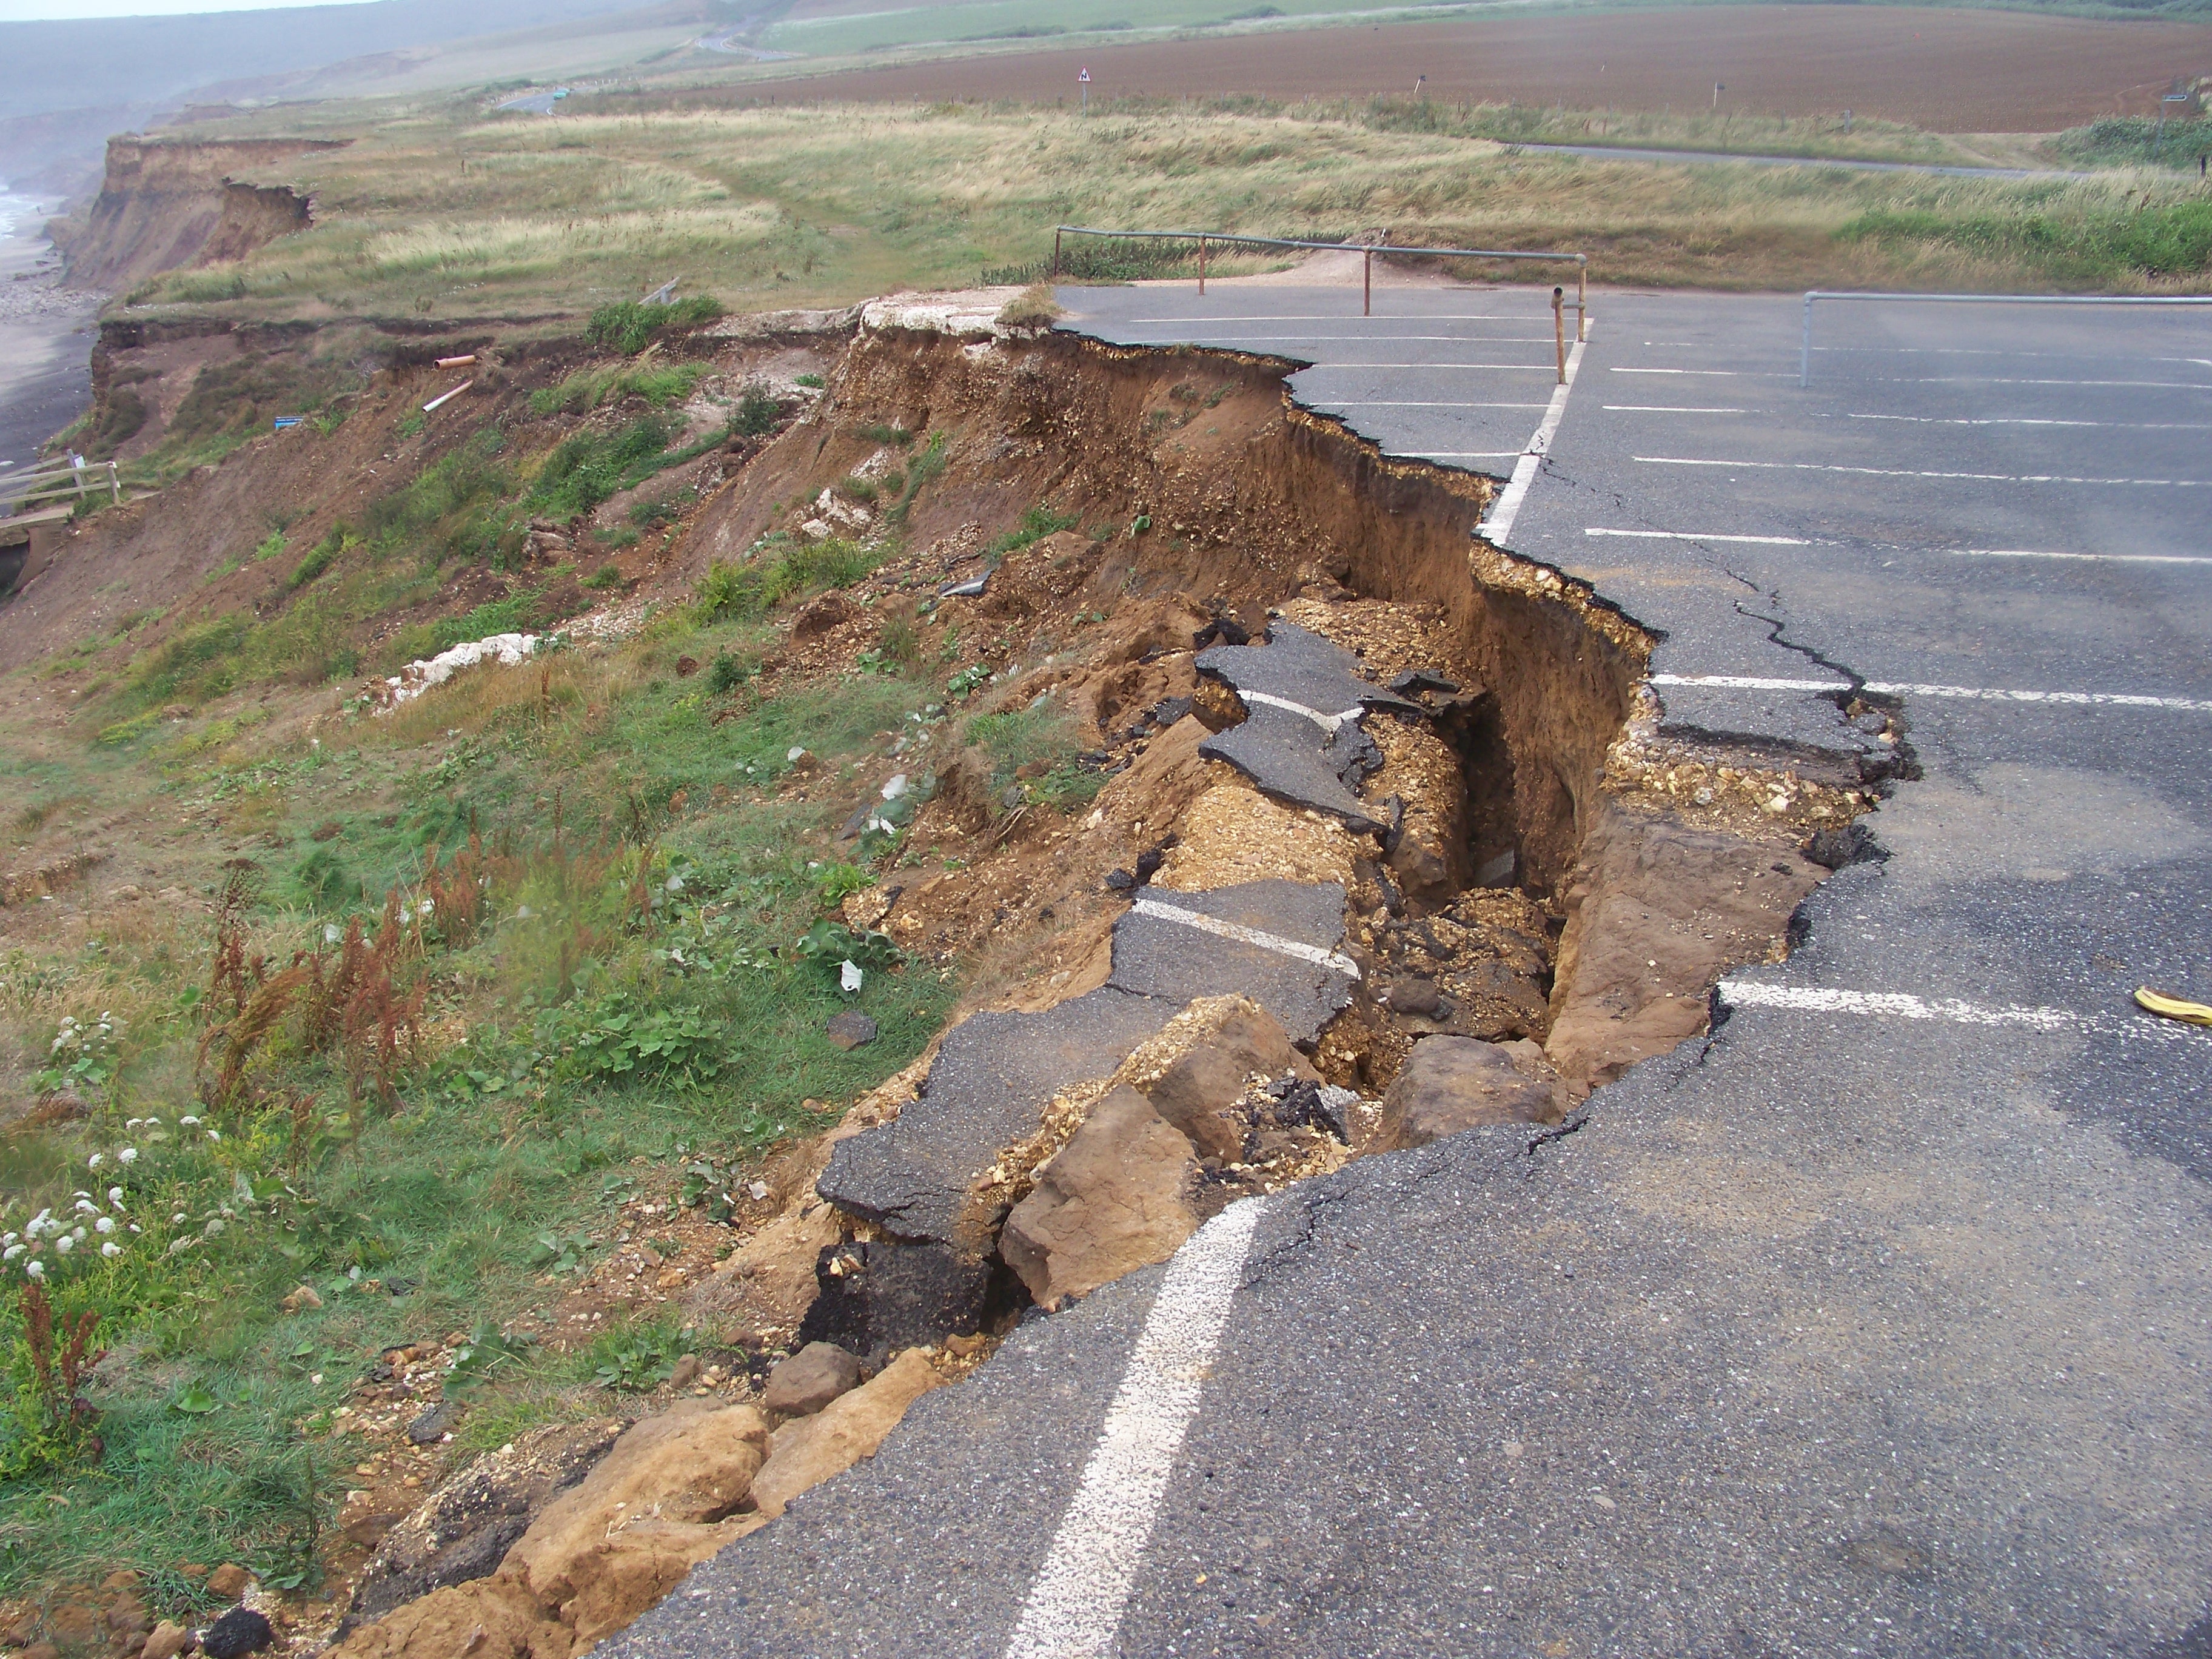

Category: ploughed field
[739, 4, 2212, 132]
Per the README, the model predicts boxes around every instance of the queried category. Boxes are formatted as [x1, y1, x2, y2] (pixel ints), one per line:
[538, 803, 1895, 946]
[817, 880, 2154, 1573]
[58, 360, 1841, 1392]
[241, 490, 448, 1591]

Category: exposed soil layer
[699, 5, 2212, 131]
[54, 136, 340, 292]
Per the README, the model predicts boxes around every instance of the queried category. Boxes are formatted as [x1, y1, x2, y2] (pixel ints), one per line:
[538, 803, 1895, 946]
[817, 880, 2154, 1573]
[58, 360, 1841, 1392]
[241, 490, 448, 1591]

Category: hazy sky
[0, 0, 378, 18]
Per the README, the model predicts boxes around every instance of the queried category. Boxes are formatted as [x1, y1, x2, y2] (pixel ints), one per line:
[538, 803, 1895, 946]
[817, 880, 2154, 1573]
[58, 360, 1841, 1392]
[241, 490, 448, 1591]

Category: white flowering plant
[30, 1011, 124, 1102]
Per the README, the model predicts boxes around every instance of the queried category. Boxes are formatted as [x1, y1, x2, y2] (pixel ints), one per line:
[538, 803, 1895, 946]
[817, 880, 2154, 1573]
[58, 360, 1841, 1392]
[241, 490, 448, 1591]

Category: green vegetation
[583, 295, 724, 355]
[2049, 114, 2212, 172]
[530, 361, 707, 417]
[967, 698, 1104, 813]
[1, 611, 959, 1598]
[694, 535, 883, 622]
[107, 96, 2210, 332]
[1841, 200, 2212, 285]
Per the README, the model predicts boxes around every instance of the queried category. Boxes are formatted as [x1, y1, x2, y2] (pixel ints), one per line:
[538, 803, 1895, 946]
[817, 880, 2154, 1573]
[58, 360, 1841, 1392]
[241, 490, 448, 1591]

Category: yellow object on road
[2136, 986, 2212, 1026]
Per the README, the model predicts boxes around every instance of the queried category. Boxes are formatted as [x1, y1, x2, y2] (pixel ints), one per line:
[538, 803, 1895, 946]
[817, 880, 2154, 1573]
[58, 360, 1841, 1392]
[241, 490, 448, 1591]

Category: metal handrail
[1051, 224, 1588, 333]
[1800, 289, 2212, 387]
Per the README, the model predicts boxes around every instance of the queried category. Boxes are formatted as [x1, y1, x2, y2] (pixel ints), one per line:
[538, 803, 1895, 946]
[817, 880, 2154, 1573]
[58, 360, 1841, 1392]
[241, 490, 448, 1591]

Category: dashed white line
[1003, 1199, 1267, 1659]
[1131, 896, 1362, 979]
[1718, 980, 2208, 1044]
[1480, 332, 1589, 546]
[1650, 672, 2212, 712]
[1585, 528, 1809, 545]
[1636, 455, 2207, 487]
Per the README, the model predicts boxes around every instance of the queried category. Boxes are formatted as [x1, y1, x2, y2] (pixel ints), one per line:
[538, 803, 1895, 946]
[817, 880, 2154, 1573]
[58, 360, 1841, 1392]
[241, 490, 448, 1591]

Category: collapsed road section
[322, 292, 1906, 1659]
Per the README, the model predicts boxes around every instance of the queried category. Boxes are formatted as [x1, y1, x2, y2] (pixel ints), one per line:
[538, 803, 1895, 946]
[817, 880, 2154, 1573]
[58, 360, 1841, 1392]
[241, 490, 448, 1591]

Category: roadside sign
[1079, 67, 1091, 113]
[272, 416, 303, 430]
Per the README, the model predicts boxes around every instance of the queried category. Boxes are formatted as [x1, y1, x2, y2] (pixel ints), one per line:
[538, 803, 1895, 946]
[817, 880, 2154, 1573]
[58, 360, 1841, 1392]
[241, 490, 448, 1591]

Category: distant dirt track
[732, 4, 2212, 131]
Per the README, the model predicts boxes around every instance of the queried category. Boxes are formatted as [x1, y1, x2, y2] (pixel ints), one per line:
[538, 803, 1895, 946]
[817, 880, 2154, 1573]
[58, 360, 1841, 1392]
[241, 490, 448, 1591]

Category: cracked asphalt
[608, 287, 2212, 1657]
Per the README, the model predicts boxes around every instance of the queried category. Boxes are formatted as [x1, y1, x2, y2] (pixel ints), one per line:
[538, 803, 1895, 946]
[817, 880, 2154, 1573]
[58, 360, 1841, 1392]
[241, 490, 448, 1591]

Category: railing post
[1198, 235, 1206, 297]
[1363, 246, 1372, 317]
[1577, 260, 1588, 341]
[1053, 227, 1062, 280]
[1553, 287, 1566, 385]
[1800, 292, 1813, 389]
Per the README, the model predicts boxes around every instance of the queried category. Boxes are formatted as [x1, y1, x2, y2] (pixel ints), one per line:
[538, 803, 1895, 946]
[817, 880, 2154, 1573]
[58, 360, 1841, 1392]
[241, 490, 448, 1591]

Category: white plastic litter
[839, 960, 864, 993]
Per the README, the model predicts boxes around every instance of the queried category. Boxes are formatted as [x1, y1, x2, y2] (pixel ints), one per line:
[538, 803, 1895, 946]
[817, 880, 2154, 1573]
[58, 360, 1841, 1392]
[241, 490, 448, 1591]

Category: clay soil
[740, 4, 2212, 132]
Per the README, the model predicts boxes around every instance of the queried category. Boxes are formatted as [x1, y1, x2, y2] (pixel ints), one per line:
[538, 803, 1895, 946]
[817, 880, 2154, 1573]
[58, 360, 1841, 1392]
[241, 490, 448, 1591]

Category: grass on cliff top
[114, 94, 2212, 332]
[0, 596, 961, 1609]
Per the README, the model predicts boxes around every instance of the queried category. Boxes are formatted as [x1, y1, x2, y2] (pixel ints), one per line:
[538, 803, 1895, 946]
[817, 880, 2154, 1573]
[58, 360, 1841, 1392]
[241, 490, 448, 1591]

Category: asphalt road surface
[609, 286, 2212, 1657]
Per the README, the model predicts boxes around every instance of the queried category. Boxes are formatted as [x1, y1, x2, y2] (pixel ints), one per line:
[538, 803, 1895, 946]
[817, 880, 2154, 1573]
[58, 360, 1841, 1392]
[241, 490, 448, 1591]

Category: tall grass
[136, 98, 2212, 332]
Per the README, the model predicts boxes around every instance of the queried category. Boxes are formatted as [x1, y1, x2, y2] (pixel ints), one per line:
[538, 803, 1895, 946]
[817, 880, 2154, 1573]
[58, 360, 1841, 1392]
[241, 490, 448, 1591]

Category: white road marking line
[1003, 1199, 1268, 1659]
[1611, 367, 1795, 377]
[1134, 333, 1564, 344]
[1480, 331, 1590, 546]
[1585, 528, 1809, 545]
[1651, 672, 2212, 712]
[1603, 404, 1747, 414]
[1719, 980, 2072, 1030]
[1329, 400, 1550, 409]
[1875, 375, 2212, 390]
[1947, 546, 2212, 566]
[1717, 980, 2208, 1044]
[1127, 313, 1547, 323]
[1589, 532, 2211, 565]
[1635, 455, 2208, 487]
[1839, 412, 2212, 432]
[1306, 361, 1560, 372]
[1131, 897, 1362, 979]
[1418, 452, 1524, 460]
[1236, 689, 1365, 731]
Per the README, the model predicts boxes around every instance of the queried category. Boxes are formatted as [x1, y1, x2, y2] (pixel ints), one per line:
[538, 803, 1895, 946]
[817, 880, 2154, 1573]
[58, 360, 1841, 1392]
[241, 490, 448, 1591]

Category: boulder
[1000, 1086, 1199, 1310]
[763, 1342, 862, 1417]
[505, 1401, 771, 1644]
[200, 1609, 273, 1658]
[343, 1420, 622, 1631]
[1140, 1000, 1315, 1162]
[1378, 1036, 1560, 1148]
[749, 1349, 948, 1518]
[326, 1572, 571, 1659]
[142, 1622, 191, 1659]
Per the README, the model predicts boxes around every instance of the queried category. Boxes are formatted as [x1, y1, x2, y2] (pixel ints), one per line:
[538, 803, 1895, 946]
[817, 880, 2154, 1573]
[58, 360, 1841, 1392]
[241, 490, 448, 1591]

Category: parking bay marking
[1635, 456, 2209, 487]
[1718, 980, 2208, 1045]
[1651, 672, 2212, 714]
[1003, 1199, 1269, 1659]
[1585, 530, 2212, 565]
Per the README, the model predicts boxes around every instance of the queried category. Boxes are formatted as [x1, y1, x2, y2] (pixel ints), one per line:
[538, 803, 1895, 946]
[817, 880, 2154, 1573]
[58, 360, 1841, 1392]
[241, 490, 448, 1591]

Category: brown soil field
[739, 4, 2212, 131]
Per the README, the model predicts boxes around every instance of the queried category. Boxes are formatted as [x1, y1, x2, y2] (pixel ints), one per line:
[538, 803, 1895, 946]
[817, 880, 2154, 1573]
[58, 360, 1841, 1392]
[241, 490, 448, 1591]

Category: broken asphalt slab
[1199, 702, 1390, 833]
[816, 986, 1171, 1248]
[1196, 619, 1418, 721]
[1195, 620, 1412, 832]
[1108, 880, 1357, 1044]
